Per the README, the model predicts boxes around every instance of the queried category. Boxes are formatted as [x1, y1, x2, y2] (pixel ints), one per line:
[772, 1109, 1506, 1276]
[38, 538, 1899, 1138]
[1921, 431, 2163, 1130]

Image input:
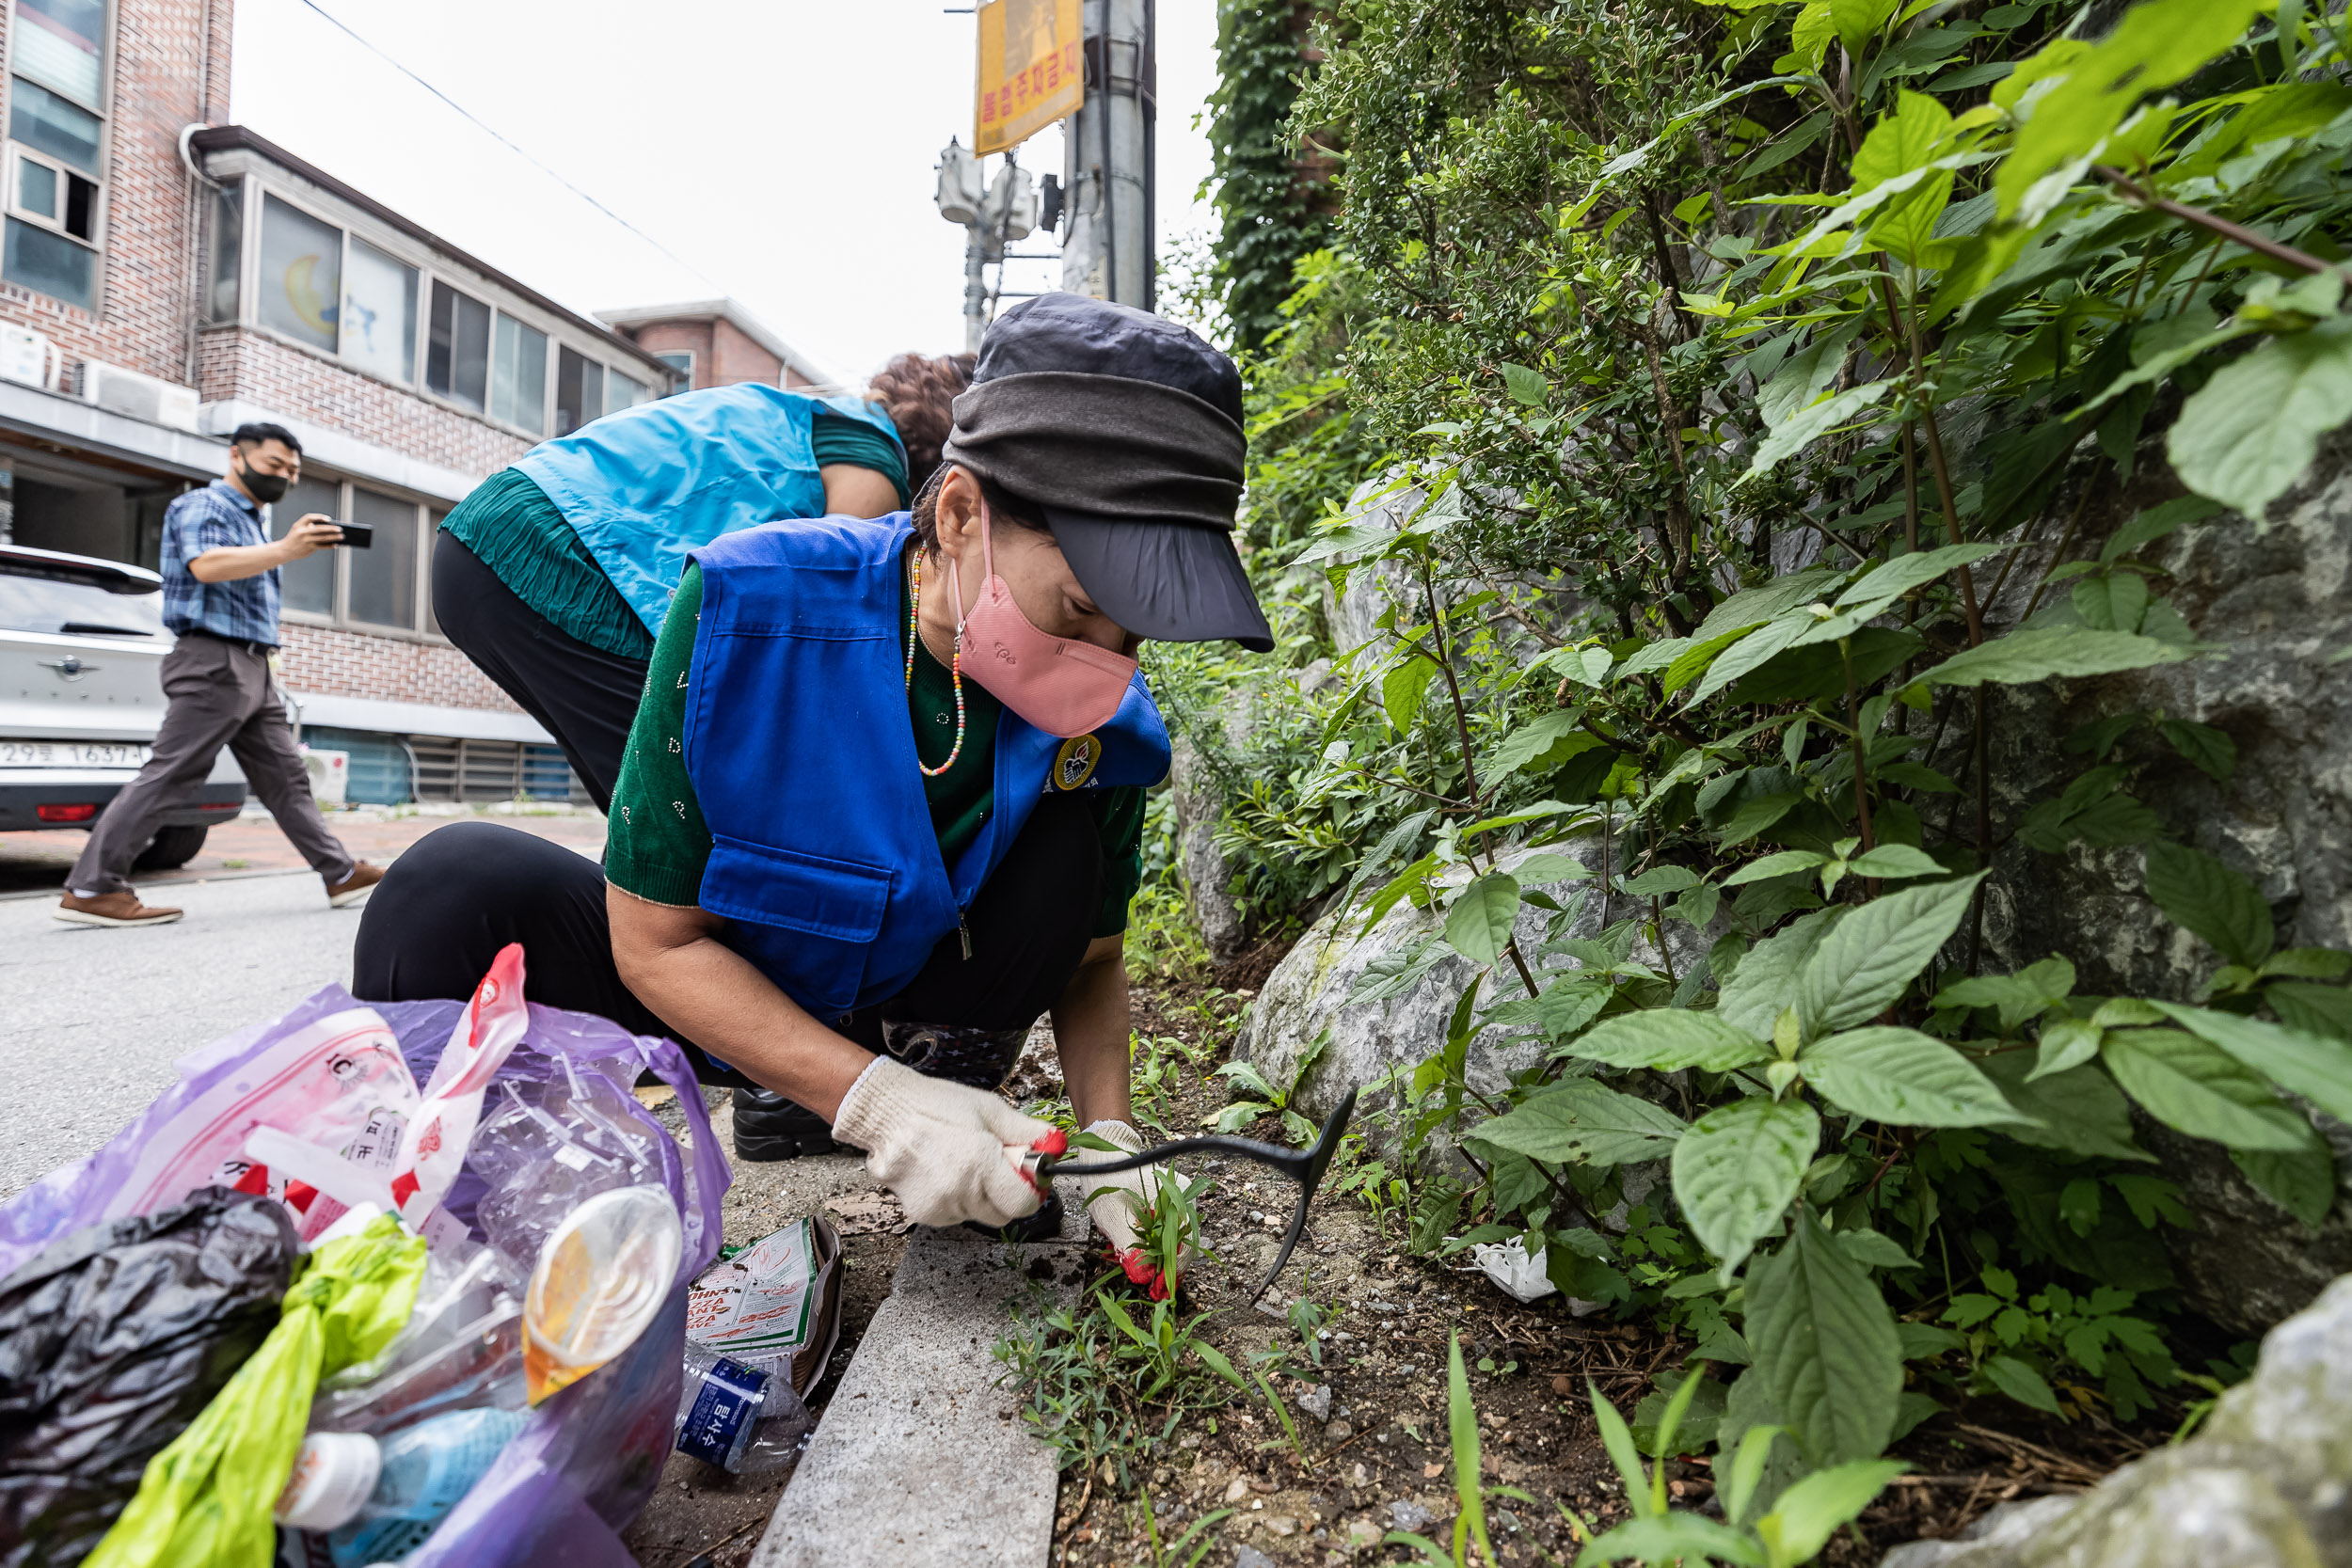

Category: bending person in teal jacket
[431, 353, 973, 810]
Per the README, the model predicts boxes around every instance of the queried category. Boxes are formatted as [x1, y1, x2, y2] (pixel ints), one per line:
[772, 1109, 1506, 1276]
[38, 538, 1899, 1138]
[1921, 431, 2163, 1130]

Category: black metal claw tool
[1020, 1087, 1359, 1304]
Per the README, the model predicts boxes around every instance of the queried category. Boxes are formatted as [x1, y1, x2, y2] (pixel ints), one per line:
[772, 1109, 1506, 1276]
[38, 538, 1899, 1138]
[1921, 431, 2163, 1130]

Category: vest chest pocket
[700, 834, 893, 943]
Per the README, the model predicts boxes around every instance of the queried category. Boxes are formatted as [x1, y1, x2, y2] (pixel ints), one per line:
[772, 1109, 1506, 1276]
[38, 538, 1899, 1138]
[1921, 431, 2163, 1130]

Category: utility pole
[1061, 0, 1154, 308]
[935, 138, 1038, 353]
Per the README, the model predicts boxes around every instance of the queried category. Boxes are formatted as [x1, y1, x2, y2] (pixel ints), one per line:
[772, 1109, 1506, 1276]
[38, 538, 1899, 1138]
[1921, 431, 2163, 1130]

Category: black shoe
[732, 1087, 840, 1162]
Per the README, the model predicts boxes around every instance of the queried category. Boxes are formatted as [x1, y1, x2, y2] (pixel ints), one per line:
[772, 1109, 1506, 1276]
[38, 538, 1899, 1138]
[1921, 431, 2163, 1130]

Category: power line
[291, 0, 726, 293]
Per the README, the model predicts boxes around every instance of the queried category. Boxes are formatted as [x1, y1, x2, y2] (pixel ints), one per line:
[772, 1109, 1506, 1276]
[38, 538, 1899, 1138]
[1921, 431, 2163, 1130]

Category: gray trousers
[69, 634, 354, 896]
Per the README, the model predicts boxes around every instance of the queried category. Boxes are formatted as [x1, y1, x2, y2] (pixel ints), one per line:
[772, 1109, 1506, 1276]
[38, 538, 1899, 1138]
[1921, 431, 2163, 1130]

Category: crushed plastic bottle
[673, 1345, 813, 1476]
[521, 1185, 681, 1404]
[275, 1405, 528, 1567]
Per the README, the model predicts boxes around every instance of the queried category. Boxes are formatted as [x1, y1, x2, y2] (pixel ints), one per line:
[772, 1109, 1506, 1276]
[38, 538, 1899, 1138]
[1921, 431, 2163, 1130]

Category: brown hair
[909, 464, 1047, 553]
[866, 352, 976, 494]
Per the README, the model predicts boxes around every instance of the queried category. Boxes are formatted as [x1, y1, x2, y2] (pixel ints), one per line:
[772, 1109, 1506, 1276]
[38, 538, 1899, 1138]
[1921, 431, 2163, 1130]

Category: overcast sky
[230, 0, 1222, 388]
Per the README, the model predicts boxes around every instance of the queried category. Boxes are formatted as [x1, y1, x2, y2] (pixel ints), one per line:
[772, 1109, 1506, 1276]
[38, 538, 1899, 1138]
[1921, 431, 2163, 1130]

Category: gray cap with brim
[939, 295, 1274, 652]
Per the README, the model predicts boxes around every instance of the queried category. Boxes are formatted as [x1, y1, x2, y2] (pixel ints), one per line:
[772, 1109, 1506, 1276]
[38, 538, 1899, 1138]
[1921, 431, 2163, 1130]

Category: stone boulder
[1952, 440, 2352, 1331]
[1878, 1271, 2352, 1568]
[1237, 831, 1715, 1159]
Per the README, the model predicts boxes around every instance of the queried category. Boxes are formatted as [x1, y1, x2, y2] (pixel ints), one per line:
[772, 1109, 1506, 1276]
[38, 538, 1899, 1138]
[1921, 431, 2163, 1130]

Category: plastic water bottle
[276, 1407, 530, 1567]
[674, 1345, 813, 1475]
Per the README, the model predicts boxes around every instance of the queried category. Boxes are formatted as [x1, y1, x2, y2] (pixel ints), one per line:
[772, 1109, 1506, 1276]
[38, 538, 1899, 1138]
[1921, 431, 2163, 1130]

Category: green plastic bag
[84, 1213, 428, 1568]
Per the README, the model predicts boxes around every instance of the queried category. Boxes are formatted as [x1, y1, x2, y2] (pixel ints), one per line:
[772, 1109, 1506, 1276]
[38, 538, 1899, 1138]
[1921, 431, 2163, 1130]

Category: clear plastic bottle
[674, 1345, 813, 1475]
[276, 1406, 530, 1568]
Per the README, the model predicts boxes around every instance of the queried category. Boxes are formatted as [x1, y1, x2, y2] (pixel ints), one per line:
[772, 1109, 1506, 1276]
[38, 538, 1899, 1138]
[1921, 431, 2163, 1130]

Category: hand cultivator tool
[1010, 1088, 1359, 1304]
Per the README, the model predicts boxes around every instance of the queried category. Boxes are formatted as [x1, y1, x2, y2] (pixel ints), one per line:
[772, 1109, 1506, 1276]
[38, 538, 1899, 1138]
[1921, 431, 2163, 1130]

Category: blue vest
[681, 514, 1171, 1018]
[515, 385, 903, 638]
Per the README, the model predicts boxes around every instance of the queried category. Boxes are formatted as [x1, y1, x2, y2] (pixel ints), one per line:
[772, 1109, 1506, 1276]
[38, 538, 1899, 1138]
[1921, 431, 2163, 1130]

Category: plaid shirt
[161, 479, 281, 645]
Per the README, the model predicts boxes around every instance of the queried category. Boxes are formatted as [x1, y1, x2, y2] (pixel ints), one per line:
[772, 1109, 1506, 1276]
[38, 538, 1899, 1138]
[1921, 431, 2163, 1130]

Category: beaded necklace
[905, 549, 967, 777]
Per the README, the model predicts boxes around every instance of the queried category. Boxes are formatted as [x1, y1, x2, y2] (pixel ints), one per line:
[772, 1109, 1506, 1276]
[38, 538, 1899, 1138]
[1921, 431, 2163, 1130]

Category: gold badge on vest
[1051, 734, 1104, 791]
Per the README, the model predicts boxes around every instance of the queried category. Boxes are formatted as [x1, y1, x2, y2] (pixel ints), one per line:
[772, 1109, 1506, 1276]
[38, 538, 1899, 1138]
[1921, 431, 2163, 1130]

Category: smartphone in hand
[336, 522, 373, 549]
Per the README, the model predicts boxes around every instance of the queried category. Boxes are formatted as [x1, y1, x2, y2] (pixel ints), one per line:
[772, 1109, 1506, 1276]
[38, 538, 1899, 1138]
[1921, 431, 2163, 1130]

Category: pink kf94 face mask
[947, 499, 1138, 739]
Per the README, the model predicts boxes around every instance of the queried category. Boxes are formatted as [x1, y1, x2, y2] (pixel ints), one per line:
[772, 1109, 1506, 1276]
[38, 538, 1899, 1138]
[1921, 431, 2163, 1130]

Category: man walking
[56, 423, 384, 927]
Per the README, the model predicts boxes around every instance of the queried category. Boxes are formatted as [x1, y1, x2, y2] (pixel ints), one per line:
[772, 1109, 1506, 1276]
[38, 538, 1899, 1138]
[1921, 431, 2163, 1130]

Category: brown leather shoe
[326, 861, 386, 909]
[55, 890, 184, 927]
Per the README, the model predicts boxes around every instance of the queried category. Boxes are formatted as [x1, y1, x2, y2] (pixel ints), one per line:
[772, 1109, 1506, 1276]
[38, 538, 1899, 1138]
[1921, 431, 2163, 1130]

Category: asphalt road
[0, 870, 366, 1199]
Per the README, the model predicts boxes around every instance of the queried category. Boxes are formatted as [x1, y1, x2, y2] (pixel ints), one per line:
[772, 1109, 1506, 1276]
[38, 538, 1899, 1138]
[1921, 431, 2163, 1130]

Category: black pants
[350, 800, 1104, 1087]
[430, 532, 647, 815]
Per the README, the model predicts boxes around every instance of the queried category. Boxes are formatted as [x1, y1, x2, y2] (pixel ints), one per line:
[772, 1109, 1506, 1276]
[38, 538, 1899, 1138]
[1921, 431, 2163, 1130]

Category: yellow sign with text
[975, 0, 1082, 156]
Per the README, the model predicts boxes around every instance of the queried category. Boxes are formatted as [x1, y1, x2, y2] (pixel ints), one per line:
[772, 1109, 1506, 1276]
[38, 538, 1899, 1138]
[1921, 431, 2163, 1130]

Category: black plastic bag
[0, 1187, 297, 1568]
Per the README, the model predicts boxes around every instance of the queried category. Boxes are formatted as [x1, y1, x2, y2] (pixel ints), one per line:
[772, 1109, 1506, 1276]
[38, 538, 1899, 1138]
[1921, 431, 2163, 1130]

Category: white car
[1, 543, 246, 870]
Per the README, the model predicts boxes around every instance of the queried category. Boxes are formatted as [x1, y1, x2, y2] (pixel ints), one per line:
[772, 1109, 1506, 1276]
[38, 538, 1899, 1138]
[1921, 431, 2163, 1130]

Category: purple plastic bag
[0, 983, 730, 1568]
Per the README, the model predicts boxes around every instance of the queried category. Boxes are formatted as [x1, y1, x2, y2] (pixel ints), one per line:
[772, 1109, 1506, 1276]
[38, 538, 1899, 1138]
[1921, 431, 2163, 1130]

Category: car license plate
[0, 740, 152, 768]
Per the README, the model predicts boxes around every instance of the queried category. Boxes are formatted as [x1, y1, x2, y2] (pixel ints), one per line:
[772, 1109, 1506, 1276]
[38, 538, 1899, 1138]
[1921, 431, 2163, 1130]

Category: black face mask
[240, 468, 290, 504]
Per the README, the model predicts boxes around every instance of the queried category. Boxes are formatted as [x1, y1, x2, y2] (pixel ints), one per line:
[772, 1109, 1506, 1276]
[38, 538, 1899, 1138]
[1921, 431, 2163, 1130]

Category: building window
[427, 278, 489, 411]
[206, 176, 240, 323]
[489, 311, 546, 434]
[274, 476, 435, 637]
[276, 473, 339, 616]
[608, 370, 648, 411]
[653, 350, 691, 388]
[4, 1, 108, 312]
[341, 237, 416, 383]
[257, 193, 340, 353]
[344, 484, 418, 628]
[555, 345, 602, 436]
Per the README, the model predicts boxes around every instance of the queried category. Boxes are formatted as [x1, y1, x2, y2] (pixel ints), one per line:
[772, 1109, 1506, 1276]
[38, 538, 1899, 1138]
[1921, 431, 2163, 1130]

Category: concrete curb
[751, 1193, 1097, 1568]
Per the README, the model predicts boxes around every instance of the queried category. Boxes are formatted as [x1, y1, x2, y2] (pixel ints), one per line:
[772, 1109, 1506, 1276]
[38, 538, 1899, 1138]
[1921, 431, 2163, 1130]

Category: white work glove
[1080, 1119, 1192, 1300]
[832, 1057, 1052, 1229]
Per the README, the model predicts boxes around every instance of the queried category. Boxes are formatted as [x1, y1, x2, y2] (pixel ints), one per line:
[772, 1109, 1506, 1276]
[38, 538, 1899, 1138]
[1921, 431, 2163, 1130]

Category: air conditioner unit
[80, 358, 200, 433]
[0, 324, 56, 390]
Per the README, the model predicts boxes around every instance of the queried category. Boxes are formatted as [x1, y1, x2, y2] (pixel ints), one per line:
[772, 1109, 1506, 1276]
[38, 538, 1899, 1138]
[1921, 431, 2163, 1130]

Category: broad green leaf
[1574, 1514, 1764, 1568]
[2100, 1030, 2316, 1152]
[1744, 383, 1894, 480]
[1501, 361, 1549, 407]
[1383, 653, 1438, 733]
[1623, 865, 1705, 895]
[1672, 1096, 1820, 1274]
[1746, 1211, 1902, 1465]
[2156, 719, 2237, 784]
[1457, 800, 1574, 839]
[1718, 790, 1807, 849]
[1796, 873, 1985, 1037]
[2072, 572, 2150, 634]
[1909, 628, 2191, 689]
[1835, 1227, 1921, 1272]
[1725, 849, 1833, 887]
[1979, 1053, 2153, 1164]
[2144, 841, 2275, 967]
[1842, 844, 1947, 881]
[2271, 981, 2352, 1042]
[2261, 948, 2352, 980]
[1473, 1079, 1689, 1166]
[1994, 0, 2267, 220]
[1757, 338, 1853, 432]
[1615, 637, 1691, 681]
[1719, 909, 1843, 1037]
[1665, 626, 1764, 697]
[2233, 1142, 2338, 1229]
[2171, 313, 2352, 524]
[1980, 1354, 2062, 1416]
[1690, 616, 1814, 705]
[1828, 0, 1898, 57]
[1493, 714, 1608, 779]
[1696, 568, 1846, 641]
[1853, 91, 1957, 265]
[2031, 1017, 2104, 1081]
[1832, 543, 2002, 616]
[1755, 1460, 1909, 1566]
[1937, 955, 2076, 1031]
[1565, 1009, 1773, 1072]
[1802, 1026, 2031, 1128]
[2149, 1004, 2352, 1122]
[1444, 872, 1522, 964]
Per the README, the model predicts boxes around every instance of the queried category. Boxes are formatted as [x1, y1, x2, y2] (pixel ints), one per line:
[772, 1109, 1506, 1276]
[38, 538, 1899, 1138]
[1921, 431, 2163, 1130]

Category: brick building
[597, 297, 837, 395]
[0, 0, 818, 806]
